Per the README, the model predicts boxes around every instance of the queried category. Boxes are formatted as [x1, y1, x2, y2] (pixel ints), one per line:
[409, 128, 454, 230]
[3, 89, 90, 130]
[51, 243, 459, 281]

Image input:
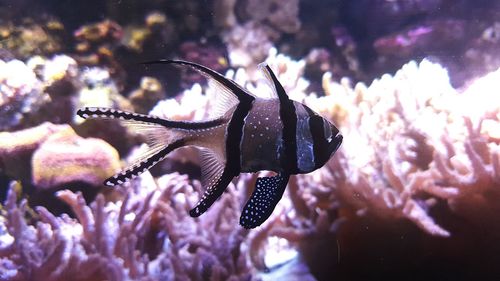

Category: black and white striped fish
[77, 60, 342, 229]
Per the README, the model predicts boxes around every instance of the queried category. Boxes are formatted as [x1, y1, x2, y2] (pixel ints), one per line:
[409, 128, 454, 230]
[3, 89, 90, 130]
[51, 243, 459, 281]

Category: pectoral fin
[240, 173, 290, 229]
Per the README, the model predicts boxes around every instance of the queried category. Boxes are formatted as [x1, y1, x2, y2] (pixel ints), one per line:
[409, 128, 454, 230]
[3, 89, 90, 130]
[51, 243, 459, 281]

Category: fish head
[307, 112, 343, 172]
[323, 118, 343, 159]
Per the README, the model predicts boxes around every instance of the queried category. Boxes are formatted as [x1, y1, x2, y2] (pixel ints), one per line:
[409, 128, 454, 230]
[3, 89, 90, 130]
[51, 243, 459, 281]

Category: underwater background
[1, 0, 500, 280]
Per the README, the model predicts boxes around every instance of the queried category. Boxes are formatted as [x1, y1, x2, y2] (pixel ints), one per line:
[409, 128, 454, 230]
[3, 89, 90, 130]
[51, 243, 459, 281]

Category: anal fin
[240, 173, 290, 229]
[189, 149, 233, 217]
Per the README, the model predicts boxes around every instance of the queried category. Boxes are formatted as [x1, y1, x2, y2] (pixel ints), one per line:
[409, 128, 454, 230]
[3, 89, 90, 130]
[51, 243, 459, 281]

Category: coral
[178, 41, 229, 85]
[0, 59, 45, 131]
[310, 60, 455, 237]
[310, 58, 500, 238]
[422, 69, 500, 228]
[239, 0, 301, 34]
[0, 17, 64, 59]
[373, 19, 466, 59]
[129, 77, 166, 114]
[120, 11, 175, 55]
[304, 26, 360, 88]
[74, 20, 122, 49]
[0, 172, 260, 281]
[77, 67, 132, 112]
[223, 22, 276, 68]
[73, 19, 125, 82]
[0, 54, 133, 132]
[149, 83, 211, 121]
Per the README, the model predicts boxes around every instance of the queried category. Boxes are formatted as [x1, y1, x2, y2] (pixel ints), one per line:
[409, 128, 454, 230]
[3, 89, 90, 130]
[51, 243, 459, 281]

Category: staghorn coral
[0, 172, 260, 281]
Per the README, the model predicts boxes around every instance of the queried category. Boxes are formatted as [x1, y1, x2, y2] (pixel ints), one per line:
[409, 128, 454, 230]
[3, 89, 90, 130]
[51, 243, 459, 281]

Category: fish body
[77, 60, 342, 229]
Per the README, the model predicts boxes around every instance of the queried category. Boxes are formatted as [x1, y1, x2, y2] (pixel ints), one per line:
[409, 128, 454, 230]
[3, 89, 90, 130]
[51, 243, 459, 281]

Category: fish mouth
[328, 133, 343, 155]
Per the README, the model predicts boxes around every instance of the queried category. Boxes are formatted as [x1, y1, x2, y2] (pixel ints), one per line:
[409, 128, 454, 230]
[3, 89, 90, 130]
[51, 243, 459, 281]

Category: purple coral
[0, 173, 260, 281]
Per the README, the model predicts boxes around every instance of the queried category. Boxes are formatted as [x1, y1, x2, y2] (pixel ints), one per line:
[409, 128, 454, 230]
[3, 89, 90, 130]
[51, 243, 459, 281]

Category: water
[0, 1, 499, 280]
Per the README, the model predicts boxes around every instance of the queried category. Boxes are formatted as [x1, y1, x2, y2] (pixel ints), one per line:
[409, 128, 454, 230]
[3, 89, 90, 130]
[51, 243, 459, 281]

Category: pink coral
[0, 172, 260, 281]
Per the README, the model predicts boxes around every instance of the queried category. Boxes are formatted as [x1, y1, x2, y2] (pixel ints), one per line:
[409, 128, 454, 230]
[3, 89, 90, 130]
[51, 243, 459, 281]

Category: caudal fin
[77, 107, 191, 186]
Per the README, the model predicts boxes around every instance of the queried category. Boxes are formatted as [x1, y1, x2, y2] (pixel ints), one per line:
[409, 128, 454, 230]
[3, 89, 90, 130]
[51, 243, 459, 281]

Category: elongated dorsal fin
[143, 60, 255, 102]
[207, 78, 239, 119]
[240, 173, 290, 229]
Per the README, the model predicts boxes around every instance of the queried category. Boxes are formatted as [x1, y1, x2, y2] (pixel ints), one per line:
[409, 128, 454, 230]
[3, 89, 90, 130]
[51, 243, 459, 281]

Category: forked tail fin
[77, 107, 222, 186]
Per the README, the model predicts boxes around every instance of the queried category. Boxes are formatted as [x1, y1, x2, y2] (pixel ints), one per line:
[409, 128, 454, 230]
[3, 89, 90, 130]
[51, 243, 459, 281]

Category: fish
[76, 60, 343, 229]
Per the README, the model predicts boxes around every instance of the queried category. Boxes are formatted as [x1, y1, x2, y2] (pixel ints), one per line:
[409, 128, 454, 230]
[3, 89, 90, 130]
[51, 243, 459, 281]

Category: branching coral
[302, 59, 500, 238]
[2, 43, 500, 280]
[1, 172, 260, 280]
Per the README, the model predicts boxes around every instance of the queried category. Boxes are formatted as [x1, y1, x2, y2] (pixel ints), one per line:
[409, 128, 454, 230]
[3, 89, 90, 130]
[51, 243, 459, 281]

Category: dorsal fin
[258, 62, 278, 99]
[207, 78, 239, 119]
[259, 63, 299, 174]
[142, 60, 255, 104]
[258, 62, 289, 102]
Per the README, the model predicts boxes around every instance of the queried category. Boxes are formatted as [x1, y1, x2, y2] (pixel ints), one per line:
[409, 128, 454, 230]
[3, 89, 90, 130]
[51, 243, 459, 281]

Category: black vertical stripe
[280, 100, 298, 174]
[264, 65, 298, 174]
[188, 99, 254, 217]
[225, 99, 254, 175]
[140, 59, 256, 173]
[143, 59, 258, 216]
[303, 105, 329, 169]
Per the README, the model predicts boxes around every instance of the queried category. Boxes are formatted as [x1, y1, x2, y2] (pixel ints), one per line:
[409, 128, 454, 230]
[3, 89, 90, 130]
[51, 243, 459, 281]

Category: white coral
[314, 60, 500, 237]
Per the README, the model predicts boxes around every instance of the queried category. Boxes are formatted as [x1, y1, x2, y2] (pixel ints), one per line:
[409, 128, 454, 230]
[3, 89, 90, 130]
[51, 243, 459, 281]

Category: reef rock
[0, 122, 68, 181]
[31, 126, 120, 189]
